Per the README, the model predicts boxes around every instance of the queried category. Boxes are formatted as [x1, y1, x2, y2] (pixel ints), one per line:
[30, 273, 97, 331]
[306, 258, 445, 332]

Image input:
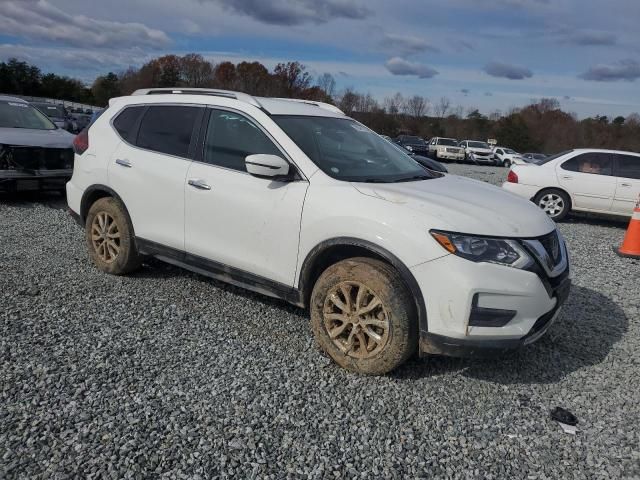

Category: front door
[184, 108, 308, 286]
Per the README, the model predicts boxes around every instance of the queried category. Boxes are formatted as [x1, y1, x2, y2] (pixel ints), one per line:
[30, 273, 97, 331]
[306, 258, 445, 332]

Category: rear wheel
[533, 189, 570, 221]
[310, 257, 417, 375]
[85, 197, 141, 275]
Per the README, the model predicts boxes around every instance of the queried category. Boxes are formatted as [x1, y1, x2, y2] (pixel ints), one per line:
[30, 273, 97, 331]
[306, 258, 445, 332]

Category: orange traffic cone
[615, 195, 640, 259]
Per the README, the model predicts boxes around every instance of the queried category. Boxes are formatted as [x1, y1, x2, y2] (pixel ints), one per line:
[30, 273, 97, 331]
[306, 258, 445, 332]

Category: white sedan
[493, 147, 530, 168]
[503, 149, 640, 220]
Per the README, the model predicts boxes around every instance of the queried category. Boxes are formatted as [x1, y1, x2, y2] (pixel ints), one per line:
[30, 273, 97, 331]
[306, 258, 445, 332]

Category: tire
[85, 197, 141, 275]
[503, 159, 511, 168]
[533, 189, 571, 221]
[310, 257, 417, 375]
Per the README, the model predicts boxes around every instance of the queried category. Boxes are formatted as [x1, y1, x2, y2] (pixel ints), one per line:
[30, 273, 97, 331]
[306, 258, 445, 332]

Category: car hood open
[0, 127, 74, 149]
[352, 174, 555, 238]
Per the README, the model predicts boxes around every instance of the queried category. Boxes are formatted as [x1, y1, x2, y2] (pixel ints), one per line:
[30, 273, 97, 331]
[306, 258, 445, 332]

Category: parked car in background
[395, 135, 430, 156]
[503, 149, 640, 220]
[383, 137, 447, 173]
[459, 140, 496, 165]
[71, 113, 92, 132]
[522, 153, 548, 164]
[68, 87, 569, 375]
[31, 102, 73, 132]
[427, 137, 465, 162]
[0, 96, 75, 192]
[493, 147, 529, 167]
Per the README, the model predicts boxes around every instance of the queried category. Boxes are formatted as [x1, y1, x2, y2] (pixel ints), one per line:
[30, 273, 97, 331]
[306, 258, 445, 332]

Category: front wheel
[310, 258, 417, 375]
[533, 189, 570, 221]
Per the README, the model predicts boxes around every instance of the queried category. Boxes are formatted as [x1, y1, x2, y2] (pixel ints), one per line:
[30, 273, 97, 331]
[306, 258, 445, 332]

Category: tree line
[1, 55, 639, 153]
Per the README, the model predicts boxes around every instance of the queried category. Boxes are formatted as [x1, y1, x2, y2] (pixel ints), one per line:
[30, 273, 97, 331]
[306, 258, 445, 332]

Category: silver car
[0, 96, 75, 192]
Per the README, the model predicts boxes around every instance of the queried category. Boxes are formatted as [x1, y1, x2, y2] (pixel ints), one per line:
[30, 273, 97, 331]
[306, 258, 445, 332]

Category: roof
[129, 88, 345, 118]
[0, 95, 27, 103]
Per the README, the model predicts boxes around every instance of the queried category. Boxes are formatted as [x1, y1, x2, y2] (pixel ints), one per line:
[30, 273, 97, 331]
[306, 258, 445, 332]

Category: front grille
[473, 151, 491, 157]
[0, 146, 74, 171]
[446, 148, 460, 153]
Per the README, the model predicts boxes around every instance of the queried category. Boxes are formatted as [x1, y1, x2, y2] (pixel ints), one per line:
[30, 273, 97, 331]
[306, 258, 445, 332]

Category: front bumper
[437, 150, 465, 161]
[0, 169, 72, 192]
[411, 247, 571, 358]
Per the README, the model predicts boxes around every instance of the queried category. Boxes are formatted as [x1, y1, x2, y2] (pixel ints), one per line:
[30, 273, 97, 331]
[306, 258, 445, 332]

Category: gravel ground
[1, 166, 639, 479]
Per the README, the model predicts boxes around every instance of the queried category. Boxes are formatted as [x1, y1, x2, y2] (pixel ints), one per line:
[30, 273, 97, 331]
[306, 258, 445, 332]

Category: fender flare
[298, 237, 428, 335]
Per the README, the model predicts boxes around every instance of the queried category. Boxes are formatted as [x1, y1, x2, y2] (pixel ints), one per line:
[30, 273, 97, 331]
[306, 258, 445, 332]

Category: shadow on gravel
[564, 213, 629, 229]
[393, 285, 628, 384]
[0, 191, 66, 209]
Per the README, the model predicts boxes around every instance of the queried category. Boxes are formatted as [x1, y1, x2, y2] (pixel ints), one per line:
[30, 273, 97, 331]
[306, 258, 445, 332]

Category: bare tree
[316, 73, 336, 99]
[405, 95, 429, 118]
[384, 92, 405, 115]
[434, 96, 451, 118]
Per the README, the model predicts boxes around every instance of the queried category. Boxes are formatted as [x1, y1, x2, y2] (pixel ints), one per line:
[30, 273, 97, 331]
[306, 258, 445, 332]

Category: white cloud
[0, 0, 170, 49]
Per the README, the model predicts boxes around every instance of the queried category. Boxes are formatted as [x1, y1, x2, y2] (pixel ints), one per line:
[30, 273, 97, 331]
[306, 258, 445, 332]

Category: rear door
[108, 104, 203, 251]
[556, 152, 616, 212]
[612, 153, 640, 215]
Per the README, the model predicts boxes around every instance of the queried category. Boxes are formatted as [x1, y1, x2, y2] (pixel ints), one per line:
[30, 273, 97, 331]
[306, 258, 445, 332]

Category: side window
[615, 154, 640, 180]
[496, 149, 503, 155]
[203, 109, 281, 172]
[112, 106, 144, 143]
[561, 152, 612, 176]
[136, 105, 201, 157]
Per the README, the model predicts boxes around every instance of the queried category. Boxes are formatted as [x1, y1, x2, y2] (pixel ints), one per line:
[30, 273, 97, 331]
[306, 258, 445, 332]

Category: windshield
[32, 103, 65, 119]
[438, 138, 457, 146]
[537, 150, 573, 165]
[468, 141, 490, 149]
[274, 116, 435, 182]
[0, 100, 57, 130]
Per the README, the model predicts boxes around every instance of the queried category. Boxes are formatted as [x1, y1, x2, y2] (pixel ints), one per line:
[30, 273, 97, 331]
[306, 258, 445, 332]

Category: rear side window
[615, 154, 640, 180]
[113, 106, 144, 143]
[136, 106, 201, 158]
[561, 152, 612, 176]
[203, 109, 281, 172]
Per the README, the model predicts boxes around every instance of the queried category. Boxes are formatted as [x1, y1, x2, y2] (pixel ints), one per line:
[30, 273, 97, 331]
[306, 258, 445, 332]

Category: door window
[203, 109, 281, 172]
[136, 105, 201, 158]
[112, 106, 145, 143]
[561, 152, 612, 176]
[615, 154, 640, 180]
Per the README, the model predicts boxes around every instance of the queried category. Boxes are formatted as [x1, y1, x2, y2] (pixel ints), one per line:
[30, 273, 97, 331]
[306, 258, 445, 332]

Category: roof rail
[272, 98, 344, 115]
[131, 88, 262, 109]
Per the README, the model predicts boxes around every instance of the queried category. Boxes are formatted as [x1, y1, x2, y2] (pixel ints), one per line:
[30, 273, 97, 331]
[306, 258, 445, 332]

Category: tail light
[73, 129, 89, 155]
[507, 170, 518, 183]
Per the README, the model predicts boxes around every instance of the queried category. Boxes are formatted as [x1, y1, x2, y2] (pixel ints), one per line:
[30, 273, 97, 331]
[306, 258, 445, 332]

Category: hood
[0, 127, 75, 149]
[469, 147, 493, 154]
[351, 174, 555, 237]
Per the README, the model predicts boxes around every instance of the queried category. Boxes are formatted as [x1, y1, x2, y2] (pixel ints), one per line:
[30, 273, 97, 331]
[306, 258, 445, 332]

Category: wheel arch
[80, 184, 129, 225]
[297, 237, 428, 334]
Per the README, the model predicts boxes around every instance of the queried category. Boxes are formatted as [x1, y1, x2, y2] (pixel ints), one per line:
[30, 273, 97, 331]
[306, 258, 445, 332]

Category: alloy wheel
[538, 193, 564, 218]
[323, 281, 390, 359]
[91, 212, 121, 263]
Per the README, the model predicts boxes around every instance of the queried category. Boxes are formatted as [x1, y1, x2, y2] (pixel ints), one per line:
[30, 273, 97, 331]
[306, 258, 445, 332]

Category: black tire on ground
[533, 188, 571, 222]
[85, 196, 141, 275]
[310, 257, 418, 375]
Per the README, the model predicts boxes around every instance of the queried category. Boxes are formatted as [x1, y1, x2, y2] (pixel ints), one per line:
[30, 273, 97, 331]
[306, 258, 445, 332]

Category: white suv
[67, 88, 571, 375]
[427, 137, 465, 162]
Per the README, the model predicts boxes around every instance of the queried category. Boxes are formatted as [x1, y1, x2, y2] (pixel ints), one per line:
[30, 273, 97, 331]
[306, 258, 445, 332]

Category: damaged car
[0, 96, 75, 193]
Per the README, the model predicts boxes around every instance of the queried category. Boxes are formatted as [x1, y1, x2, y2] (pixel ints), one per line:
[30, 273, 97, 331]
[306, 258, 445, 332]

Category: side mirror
[245, 154, 290, 179]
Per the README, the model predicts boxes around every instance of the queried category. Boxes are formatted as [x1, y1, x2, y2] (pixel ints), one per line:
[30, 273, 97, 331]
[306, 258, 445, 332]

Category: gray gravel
[1, 167, 639, 479]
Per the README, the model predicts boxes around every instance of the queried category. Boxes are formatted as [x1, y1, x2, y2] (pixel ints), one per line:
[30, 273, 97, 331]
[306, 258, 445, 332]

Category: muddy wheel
[85, 197, 141, 275]
[310, 257, 417, 375]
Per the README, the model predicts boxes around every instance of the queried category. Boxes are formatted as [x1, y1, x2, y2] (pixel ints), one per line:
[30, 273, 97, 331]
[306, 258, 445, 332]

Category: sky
[1, 0, 639, 118]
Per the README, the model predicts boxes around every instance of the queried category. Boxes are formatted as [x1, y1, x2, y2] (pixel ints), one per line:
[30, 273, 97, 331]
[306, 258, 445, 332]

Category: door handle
[188, 179, 211, 190]
[561, 175, 573, 179]
[620, 183, 632, 187]
[115, 159, 132, 168]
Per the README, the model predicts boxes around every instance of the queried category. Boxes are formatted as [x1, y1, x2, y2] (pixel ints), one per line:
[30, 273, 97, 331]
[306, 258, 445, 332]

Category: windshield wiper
[394, 174, 432, 182]
[361, 178, 391, 183]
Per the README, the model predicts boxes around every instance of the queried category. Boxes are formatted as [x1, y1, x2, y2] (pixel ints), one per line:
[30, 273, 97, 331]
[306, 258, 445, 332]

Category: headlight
[406, 146, 413, 151]
[430, 230, 533, 269]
